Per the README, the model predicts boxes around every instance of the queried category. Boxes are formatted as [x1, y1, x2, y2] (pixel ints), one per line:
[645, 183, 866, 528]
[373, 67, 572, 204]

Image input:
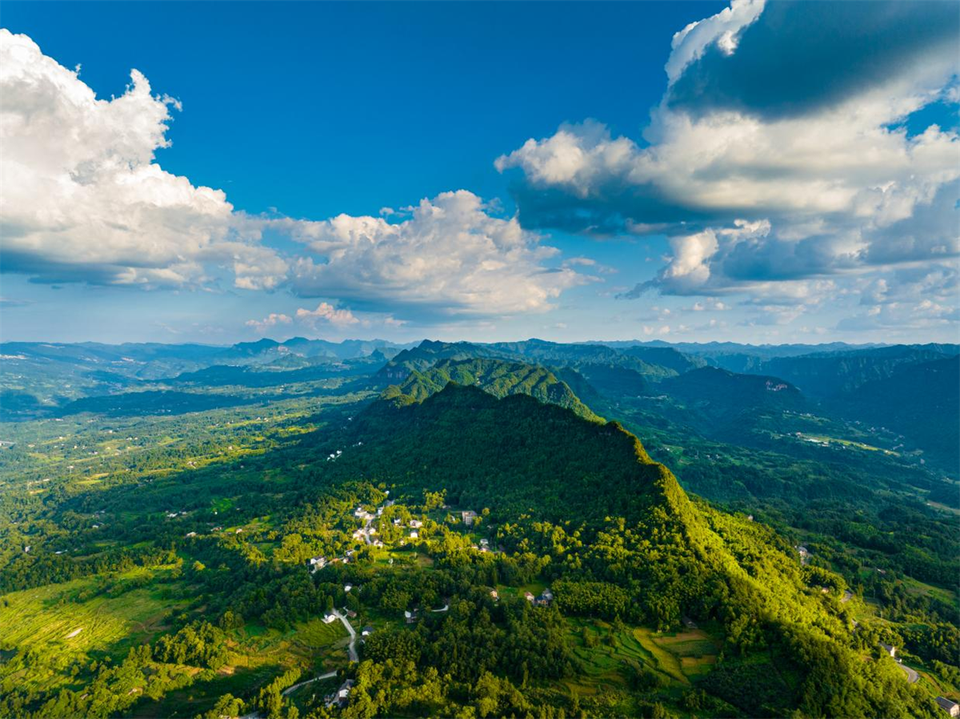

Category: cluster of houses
[352, 525, 380, 545]
[523, 588, 554, 606]
[307, 550, 358, 572]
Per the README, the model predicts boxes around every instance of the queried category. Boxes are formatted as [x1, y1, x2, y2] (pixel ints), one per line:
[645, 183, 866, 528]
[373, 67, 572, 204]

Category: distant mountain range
[3, 337, 957, 475]
[380, 357, 603, 423]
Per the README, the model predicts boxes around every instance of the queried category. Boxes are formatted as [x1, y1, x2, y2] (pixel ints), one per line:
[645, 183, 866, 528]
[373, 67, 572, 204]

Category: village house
[344, 584, 353, 593]
[537, 589, 554, 606]
[325, 679, 354, 709]
[490, 589, 499, 600]
[361, 626, 374, 637]
[308, 556, 327, 570]
[409, 530, 419, 539]
[461, 510, 478, 526]
[404, 609, 419, 623]
[322, 613, 337, 624]
[409, 519, 423, 528]
[879, 642, 897, 658]
[936, 697, 960, 717]
[523, 591, 535, 602]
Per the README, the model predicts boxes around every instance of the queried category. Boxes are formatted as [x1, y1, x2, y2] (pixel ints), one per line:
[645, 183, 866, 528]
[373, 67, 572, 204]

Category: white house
[322, 614, 337, 624]
[936, 697, 959, 717]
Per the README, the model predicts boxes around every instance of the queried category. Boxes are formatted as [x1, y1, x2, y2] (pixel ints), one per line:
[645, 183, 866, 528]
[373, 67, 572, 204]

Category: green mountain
[621, 345, 707, 374]
[343, 384, 935, 718]
[374, 340, 503, 384]
[380, 357, 604, 423]
[489, 338, 677, 380]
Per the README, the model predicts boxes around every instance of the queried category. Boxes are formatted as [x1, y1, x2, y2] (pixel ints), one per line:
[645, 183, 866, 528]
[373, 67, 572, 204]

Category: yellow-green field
[0, 567, 187, 693]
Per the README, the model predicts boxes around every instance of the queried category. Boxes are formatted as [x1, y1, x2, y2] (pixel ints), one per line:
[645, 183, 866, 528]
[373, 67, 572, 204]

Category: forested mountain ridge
[338, 384, 938, 717]
[379, 357, 604, 422]
[373, 340, 504, 383]
[754, 346, 955, 397]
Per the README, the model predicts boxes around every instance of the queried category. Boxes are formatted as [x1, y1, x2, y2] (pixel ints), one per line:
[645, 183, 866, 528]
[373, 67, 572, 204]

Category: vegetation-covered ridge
[339, 384, 940, 717]
[379, 357, 604, 423]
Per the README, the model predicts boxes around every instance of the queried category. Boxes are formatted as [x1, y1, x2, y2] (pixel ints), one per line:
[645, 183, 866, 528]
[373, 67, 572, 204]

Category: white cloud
[666, 0, 766, 83]
[279, 190, 586, 316]
[0, 30, 286, 290]
[245, 313, 292, 333]
[496, 2, 960, 300]
[295, 302, 360, 328]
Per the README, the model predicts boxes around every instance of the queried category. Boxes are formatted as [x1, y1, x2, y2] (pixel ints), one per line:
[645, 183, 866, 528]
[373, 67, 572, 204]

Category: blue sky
[1, 1, 958, 345]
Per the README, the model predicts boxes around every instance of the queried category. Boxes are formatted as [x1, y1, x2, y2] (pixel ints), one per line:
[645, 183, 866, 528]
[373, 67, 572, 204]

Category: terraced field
[563, 619, 722, 696]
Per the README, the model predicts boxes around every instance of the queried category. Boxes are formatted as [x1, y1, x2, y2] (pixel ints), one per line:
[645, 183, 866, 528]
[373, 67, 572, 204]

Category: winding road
[332, 608, 359, 662]
[242, 510, 374, 717]
[898, 663, 919, 684]
[281, 670, 338, 697]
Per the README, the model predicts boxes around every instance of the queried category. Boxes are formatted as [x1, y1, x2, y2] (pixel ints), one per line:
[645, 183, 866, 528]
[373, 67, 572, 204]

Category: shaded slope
[661, 367, 804, 418]
[839, 355, 960, 470]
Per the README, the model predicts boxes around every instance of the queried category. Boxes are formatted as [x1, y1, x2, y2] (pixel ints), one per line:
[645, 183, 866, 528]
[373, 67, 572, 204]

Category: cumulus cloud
[245, 313, 292, 333]
[279, 190, 586, 317]
[295, 302, 360, 328]
[497, 0, 960, 304]
[0, 30, 287, 290]
[1, 30, 591, 330]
